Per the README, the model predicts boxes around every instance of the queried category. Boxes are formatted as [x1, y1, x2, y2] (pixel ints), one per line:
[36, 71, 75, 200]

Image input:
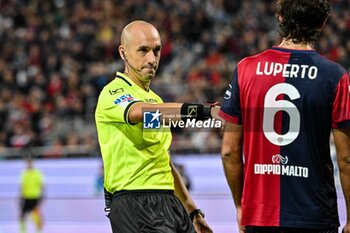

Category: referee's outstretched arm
[127, 102, 221, 124]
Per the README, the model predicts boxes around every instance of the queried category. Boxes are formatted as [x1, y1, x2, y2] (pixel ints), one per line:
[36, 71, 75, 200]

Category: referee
[19, 158, 44, 233]
[95, 20, 216, 233]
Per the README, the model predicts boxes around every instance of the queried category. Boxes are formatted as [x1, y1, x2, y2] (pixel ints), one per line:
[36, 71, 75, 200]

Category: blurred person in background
[219, 0, 350, 233]
[19, 157, 45, 233]
[95, 20, 217, 233]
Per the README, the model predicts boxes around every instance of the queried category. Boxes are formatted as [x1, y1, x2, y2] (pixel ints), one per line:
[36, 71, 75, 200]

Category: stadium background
[0, 0, 349, 232]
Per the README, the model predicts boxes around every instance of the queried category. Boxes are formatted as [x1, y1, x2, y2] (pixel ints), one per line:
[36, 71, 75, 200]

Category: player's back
[238, 47, 346, 154]
[222, 46, 349, 228]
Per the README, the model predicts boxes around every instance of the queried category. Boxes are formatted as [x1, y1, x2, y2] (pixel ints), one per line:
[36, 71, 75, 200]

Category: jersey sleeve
[96, 87, 142, 124]
[219, 67, 242, 124]
[332, 72, 350, 128]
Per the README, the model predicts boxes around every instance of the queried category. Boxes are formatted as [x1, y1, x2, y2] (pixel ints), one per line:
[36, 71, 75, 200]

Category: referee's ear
[118, 46, 126, 61]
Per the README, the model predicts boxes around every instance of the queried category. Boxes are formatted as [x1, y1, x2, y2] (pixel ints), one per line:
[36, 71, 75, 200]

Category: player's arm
[221, 122, 244, 232]
[127, 102, 219, 124]
[19, 173, 24, 199]
[333, 127, 350, 233]
[40, 174, 45, 201]
[170, 161, 213, 233]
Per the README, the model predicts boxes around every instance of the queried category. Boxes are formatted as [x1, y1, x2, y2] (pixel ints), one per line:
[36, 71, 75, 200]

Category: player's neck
[278, 39, 313, 50]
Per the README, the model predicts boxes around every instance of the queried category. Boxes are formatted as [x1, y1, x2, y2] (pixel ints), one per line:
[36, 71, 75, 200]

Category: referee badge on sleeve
[114, 94, 135, 108]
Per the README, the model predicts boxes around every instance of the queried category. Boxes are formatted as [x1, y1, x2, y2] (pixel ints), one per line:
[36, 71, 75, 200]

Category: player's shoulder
[313, 53, 347, 76]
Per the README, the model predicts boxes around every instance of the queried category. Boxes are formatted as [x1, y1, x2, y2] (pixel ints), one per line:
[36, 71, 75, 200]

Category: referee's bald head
[120, 20, 160, 48]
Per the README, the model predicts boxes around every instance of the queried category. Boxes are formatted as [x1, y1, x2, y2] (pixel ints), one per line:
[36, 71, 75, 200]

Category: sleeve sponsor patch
[114, 94, 136, 108]
[109, 88, 124, 95]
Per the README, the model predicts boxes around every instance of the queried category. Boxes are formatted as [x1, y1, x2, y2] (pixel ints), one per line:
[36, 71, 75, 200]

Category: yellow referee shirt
[20, 168, 44, 199]
[95, 72, 174, 194]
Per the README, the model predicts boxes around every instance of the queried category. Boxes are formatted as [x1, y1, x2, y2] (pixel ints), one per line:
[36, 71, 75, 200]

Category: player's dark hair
[276, 0, 331, 44]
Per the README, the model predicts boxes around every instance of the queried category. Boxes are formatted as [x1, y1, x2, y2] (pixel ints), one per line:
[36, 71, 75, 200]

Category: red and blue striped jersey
[219, 47, 350, 229]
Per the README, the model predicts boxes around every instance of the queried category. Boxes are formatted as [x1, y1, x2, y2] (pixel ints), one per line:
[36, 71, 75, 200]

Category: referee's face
[124, 26, 162, 83]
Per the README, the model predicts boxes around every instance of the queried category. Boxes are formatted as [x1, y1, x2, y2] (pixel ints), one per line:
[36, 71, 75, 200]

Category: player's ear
[278, 15, 283, 23]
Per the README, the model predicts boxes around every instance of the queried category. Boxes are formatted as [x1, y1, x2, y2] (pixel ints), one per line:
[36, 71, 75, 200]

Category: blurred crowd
[0, 0, 349, 156]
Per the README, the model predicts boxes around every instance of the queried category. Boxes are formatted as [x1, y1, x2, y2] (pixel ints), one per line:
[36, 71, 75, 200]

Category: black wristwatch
[189, 209, 205, 221]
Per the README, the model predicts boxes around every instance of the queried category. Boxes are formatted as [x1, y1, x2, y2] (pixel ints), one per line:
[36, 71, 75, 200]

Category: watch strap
[189, 209, 205, 221]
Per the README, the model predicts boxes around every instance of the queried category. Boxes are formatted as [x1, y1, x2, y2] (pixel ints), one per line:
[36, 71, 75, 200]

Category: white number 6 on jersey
[263, 83, 301, 146]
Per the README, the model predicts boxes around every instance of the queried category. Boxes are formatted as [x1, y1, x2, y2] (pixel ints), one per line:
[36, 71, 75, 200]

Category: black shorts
[108, 190, 195, 233]
[246, 226, 338, 233]
[20, 198, 41, 217]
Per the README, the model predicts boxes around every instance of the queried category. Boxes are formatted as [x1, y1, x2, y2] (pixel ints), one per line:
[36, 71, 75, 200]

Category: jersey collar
[271, 46, 315, 53]
[115, 72, 152, 93]
[115, 72, 133, 86]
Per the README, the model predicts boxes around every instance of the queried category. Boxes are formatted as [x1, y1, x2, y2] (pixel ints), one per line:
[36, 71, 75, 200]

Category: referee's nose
[145, 51, 157, 68]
